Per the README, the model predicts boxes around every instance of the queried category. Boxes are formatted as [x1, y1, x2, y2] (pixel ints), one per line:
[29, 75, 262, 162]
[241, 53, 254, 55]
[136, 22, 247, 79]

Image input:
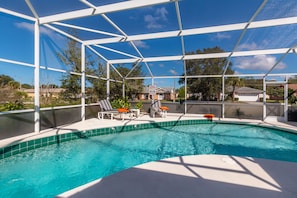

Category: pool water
[1, 123, 297, 197]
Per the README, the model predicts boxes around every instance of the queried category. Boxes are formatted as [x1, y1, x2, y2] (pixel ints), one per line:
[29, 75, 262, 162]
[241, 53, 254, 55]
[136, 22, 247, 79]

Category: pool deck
[1, 113, 297, 198]
[57, 155, 297, 198]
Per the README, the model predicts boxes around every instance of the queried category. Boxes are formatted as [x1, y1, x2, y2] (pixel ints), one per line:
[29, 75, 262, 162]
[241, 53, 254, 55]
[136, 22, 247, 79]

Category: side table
[130, 108, 140, 118]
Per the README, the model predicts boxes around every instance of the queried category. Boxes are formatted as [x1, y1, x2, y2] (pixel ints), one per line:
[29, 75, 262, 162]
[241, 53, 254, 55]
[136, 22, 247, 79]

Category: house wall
[236, 93, 269, 102]
[137, 92, 175, 101]
[236, 94, 259, 102]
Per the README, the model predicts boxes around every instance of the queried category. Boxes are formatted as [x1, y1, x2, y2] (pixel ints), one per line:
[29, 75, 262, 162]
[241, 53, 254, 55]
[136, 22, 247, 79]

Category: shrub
[111, 97, 131, 109]
[3, 100, 24, 111]
[135, 101, 143, 109]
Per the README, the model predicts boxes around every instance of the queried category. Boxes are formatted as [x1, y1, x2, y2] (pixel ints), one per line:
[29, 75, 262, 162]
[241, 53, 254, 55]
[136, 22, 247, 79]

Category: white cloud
[213, 33, 231, 40]
[133, 40, 149, 49]
[144, 7, 168, 29]
[237, 42, 259, 50]
[235, 55, 286, 71]
[144, 14, 162, 29]
[169, 69, 178, 75]
[15, 22, 34, 31]
[15, 22, 63, 40]
[155, 7, 168, 21]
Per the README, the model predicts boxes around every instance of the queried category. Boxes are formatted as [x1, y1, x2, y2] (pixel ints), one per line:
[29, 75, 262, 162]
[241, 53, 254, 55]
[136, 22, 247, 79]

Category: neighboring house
[232, 87, 269, 102]
[288, 84, 297, 97]
[23, 88, 65, 98]
[137, 86, 176, 101]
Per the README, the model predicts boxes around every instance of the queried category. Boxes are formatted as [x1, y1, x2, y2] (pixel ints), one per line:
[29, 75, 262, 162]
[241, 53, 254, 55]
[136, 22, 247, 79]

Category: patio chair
[98, 99, 118, 120]
[150, 100, 169, 118]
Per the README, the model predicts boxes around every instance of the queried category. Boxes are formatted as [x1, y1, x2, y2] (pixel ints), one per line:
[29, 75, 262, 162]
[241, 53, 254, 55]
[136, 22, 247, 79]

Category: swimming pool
[1, 122, 297, 197]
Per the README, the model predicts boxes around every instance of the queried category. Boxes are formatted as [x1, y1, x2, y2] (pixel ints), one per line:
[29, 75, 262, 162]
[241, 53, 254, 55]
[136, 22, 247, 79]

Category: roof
[288, 84, 297, 90]
[1, 0, 297, 85]
[23, 88, 65, 93]
[142, 86, 173, 94]
[235, 87, 263, 94]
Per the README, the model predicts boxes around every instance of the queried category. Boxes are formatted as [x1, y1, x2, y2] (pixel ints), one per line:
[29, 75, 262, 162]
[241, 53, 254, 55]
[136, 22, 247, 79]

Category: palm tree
[228, 77, 244, 102]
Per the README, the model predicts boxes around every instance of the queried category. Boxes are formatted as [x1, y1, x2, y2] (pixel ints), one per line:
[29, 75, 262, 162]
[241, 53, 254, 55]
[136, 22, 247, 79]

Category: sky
[1, 0, 297, 88]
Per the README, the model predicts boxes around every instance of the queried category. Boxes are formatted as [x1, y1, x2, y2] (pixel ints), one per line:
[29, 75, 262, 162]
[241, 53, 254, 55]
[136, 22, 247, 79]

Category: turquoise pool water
[1, 123, 297, 197]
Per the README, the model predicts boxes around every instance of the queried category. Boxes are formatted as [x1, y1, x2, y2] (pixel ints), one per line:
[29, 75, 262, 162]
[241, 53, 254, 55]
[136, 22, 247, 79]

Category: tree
[57, 30, 93, 104]
[57, 30, 144, 104]
[98, 65, 144, 100]
[179, 46, 234, 100]
[8, 80, 20, 89]
[227, 77, 245, 101]
[242, 77, 262, 90]
[0, 75, 28, 111]
[289, 76, 297, 84]
[22, 83, 33, 89]
[178, 86, 186, 100]
[0, 75, 14, 87]
[267, 85, 284, 100]
[85, 62, 143, 102]
[288, 88, 297, 104]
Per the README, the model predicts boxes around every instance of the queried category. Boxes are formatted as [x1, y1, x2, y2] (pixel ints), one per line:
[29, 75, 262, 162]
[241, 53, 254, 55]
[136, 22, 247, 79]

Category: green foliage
[59, 74, 81, 101]
[241, 77, 262, 89]
[8, 81, 20, 89]
[178, 86, 186, 99]
[288, 88, 297, 104]
[57, 30, 84, 103]
[109, 66, 144, 100]
[267, 86, 284, 99]
[135, 101, 143, 109]
[0, 85, 28, 111]
[179, 47, 234, 101]
[56, 30, 144, 103]
[22, 83, 33, 89]
[0, 74, 14, 87]
[289, 76, 297, 84]
[15, 91, 28, 99]
[111, 97, 131, 109]
[3, 100, 24, 111]
[227, 77, 245, 101]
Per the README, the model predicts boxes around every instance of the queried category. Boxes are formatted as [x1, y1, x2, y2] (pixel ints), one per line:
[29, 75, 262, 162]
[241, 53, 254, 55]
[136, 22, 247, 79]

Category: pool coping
[0, 117, 212, 159]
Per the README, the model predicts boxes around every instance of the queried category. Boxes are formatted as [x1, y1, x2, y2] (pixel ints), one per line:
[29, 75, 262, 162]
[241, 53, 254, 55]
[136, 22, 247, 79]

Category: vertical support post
[184, 77, 187, 114]
[34, 21, 40, 133]
[284, 75, 288, 122]
[173, 77, 176, 102]
[263, 78, 266, 121]
[122, 79, 125, 98]
[222, 76, 225, 119]
[106, 62, 110, 100]
[81, 44, 86, 121]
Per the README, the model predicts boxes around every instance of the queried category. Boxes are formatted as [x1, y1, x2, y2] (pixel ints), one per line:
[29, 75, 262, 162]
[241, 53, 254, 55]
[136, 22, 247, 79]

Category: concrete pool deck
[57, 155, 297, 198]
[1, 113, 297, 197]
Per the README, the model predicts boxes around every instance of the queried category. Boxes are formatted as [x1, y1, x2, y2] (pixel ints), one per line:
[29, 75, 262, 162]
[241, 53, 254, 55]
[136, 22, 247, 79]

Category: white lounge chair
[98, 99, 118, 120]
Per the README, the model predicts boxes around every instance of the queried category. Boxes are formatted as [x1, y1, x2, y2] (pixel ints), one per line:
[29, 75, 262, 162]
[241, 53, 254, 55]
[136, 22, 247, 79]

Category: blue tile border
[0, 119, 213, 160]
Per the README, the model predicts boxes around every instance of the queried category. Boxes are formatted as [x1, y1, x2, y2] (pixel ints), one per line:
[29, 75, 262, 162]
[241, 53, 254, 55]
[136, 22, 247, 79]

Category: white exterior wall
[158, 94, 164, 100]
[236, 94, 259, 102]
[236, 93, 269, 102]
